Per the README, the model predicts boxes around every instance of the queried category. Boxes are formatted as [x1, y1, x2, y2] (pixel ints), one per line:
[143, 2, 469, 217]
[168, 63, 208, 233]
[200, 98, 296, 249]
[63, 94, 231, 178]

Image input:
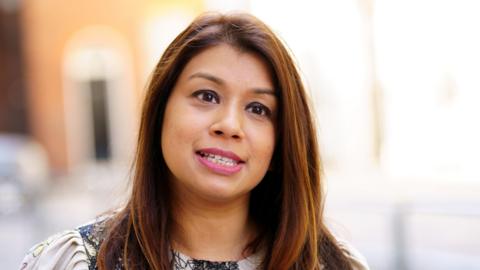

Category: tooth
[201, 152, 238, 167]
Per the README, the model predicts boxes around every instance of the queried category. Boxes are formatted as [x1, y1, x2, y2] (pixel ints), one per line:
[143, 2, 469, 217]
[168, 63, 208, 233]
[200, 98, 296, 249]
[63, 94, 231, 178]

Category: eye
[193, 90, 219, 104]
[246, 102, 271, 117]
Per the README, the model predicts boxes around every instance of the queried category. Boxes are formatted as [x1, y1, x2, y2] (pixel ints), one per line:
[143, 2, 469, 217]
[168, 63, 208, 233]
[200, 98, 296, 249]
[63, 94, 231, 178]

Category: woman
[20, 13, 369, 270]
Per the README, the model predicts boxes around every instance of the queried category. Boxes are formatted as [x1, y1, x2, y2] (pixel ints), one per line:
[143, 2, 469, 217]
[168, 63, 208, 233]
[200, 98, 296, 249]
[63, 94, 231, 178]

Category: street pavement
[1, 173, 480, 270]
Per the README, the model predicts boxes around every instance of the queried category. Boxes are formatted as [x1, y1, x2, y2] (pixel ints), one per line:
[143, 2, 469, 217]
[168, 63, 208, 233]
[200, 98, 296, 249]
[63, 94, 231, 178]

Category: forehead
[177, 44, 275, 89]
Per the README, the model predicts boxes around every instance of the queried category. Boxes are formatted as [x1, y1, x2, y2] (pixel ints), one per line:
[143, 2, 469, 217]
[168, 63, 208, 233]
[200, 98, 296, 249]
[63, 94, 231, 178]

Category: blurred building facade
[0, 0, 29, 133]
[4, 0, 206, 175]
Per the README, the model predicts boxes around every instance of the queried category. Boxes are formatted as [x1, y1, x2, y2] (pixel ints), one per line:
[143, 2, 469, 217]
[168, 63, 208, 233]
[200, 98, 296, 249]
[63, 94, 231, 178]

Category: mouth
[196, 151, 244, 166]
[195, 148, 245, 175]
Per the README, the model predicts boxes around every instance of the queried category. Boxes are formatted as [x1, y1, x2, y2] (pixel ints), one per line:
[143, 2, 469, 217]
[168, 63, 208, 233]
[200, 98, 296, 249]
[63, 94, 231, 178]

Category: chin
[200, 186, 248, 203]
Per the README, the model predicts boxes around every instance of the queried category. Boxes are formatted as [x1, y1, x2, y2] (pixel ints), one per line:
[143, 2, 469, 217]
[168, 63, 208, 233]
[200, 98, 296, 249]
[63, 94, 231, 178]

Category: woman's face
[161, 44, 277, 203]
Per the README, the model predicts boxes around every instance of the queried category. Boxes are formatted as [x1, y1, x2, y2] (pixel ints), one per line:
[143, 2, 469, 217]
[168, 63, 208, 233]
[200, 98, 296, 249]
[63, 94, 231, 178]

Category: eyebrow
[189, 72, 224, 85]
[188, 72, 276, 96]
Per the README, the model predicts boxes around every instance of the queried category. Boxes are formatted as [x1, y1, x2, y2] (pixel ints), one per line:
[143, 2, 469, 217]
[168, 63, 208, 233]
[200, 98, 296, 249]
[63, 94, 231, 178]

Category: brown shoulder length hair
[97, 12, 353, 270]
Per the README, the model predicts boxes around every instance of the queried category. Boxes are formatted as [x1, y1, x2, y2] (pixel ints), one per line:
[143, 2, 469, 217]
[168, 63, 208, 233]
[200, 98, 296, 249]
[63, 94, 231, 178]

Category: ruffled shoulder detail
[337, 240, 370, 270]
[19, 216, 111, 270]
[76, 217, 109, 269]
[19, 230, 89, 270]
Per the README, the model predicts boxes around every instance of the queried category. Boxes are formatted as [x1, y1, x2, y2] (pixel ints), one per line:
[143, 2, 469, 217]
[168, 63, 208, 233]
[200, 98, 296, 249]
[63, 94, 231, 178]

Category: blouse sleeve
[338, 240, 370, 270]
[19, 230, 89, 270]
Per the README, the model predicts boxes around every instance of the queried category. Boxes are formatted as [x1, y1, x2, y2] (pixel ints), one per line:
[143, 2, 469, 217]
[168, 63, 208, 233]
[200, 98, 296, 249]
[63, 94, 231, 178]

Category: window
[88, 79, 111, 161]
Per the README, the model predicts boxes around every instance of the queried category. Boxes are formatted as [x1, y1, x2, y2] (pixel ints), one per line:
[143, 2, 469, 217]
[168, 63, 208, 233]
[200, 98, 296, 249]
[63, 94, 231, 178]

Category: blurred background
[1, 0, 479, 269]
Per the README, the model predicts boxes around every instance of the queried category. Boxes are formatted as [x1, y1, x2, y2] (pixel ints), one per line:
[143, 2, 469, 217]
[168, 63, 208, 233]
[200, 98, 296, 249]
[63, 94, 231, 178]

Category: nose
[209, 105, 244, 140]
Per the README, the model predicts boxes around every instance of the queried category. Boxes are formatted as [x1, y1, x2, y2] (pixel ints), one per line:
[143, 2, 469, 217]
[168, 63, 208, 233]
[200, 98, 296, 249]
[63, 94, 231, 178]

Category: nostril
[214, 130, 223, 135]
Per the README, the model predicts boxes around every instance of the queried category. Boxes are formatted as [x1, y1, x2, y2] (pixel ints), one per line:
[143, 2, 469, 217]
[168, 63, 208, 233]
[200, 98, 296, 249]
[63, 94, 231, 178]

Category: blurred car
[0, 134, 49, 215]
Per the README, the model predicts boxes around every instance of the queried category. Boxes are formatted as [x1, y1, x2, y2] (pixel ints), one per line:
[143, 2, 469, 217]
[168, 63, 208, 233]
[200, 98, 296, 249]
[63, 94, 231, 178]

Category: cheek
[162, 100, 204, 144]
[249, 124, 276, 163]
[163, 116, 200, 152]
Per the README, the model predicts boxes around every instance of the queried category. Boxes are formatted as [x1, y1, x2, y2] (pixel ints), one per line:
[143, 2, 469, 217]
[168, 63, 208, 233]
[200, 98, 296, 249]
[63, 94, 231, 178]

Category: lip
[196, 148, 244, 162]
[195, 147, 245, 176]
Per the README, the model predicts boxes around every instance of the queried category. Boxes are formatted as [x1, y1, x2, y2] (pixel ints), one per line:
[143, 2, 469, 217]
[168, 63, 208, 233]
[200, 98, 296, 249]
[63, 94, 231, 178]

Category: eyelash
[193, 89, 219, 104]
[192, 90, 272, 117]
[246, 102, 271, 117]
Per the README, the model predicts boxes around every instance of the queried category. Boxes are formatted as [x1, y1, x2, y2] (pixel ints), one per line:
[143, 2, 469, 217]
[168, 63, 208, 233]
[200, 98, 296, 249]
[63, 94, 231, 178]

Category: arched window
[63, 26, 136, 172]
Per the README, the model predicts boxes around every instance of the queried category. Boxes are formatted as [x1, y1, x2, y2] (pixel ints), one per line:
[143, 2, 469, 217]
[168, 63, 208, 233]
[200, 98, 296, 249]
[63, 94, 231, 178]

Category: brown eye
[193, 90, 219, 104]
[246, 102, 271, 117]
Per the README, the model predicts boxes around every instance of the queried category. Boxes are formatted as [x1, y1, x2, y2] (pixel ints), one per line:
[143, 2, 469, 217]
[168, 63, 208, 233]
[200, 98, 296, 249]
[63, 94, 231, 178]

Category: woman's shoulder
[336, 239, 370, 270]
[19, 215, 111, 270]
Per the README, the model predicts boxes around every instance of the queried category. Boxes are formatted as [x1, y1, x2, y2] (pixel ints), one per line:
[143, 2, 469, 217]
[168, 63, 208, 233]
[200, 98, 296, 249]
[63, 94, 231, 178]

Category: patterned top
[19, 216, 263, 270]
[19, 216, 368, 270]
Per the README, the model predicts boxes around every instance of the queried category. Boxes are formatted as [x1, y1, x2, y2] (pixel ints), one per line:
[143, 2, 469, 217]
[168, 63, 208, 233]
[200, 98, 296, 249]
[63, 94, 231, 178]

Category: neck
[170, 190, 255, 261]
